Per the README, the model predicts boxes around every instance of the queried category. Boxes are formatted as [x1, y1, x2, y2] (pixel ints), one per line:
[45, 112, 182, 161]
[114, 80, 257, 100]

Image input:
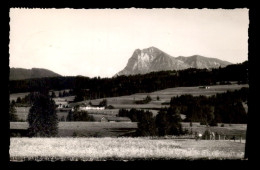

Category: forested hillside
[10, 68, 61, 80]
[9, 61, 248, 101]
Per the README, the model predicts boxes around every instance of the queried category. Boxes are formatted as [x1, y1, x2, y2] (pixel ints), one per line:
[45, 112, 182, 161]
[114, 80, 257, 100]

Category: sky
[9, 8, 249, 78]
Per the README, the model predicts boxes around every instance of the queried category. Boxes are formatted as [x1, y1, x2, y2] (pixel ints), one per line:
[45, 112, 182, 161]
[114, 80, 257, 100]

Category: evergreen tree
[16, 97, 21, 103]
[66, 110, 94, 121]
[136, 110, 156, 136]
[155, 109, 168, 136]
[166, 106, 183, 135]
[155, 107, 183, 136]
[9, 102, 18, 121]
[27, 92, 58, 137]
[73, 89, 86, 102]
[63, 90, 66, 97]
[67, 110, 74, 121]
[51, 91, 56, 98]
[99, 99, 107, 107]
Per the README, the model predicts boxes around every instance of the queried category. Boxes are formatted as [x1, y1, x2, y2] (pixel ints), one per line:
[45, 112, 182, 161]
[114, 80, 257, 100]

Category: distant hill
[115, 47, 232, 76]
[10, 68, 61, 80]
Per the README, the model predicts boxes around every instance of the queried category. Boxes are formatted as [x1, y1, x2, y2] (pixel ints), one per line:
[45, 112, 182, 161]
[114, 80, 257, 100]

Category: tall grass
[10, 137, 244, 161]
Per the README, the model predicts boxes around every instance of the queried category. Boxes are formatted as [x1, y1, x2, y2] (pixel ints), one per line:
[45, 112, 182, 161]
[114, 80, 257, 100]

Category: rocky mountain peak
[115, 47, 232, 76]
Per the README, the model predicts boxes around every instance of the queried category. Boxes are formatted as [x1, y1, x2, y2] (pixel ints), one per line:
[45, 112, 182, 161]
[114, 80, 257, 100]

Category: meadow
[11, 84, 248, 113]
[182, 123, 247, 139]
[10, 122, 138, 137]
[10, 121, 247, 138]
[9, 84, 248, 161]
[9, 137, 245, 161]
[72, 84, 249, 109]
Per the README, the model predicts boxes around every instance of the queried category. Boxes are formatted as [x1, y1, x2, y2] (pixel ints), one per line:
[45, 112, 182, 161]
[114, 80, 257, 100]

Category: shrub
[202, 129, 211, 140]
[209, 119, 218, 126]
[135, 95, 152, 104]
[200, 121, 207, 125]
[16, 97, 22, 103]
[92, 132, 101, 137]
[215, 132, 219, 140]
[99, 99, 107, 107]
[67, 110, 94, 121]
[72, 132, 78, 137]
[9, 102, 18, 122]
[183, 128, 189, 135]
[106, 105, 114, 109]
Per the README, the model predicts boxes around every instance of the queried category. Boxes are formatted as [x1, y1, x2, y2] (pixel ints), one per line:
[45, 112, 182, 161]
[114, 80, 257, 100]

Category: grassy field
[14, 107, 184, 122]
[10, 122, 138, 137]
[72, 84, 248, 109]
[10, 122, 247, 138]
[10, 137, 245, 161]
[12, 84, 248, 118]
[10, 92, 30, 102]
[15, 107, 71, 121]
[182, 123, 247, 139]
[10, 84, 248, 107]
[15, 107, 30, 121]
[9, 84, 248, 161]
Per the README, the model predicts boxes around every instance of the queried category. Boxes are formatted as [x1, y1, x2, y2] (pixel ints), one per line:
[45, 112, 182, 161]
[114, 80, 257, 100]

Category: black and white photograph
[8, 8, 249, 162]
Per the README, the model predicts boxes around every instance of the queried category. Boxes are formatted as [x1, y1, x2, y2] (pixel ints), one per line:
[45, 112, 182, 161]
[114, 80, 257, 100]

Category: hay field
[10, 137, 245, 161]
[73, 84, 248, 109]
[15, 107, 70, 121]
[10, 122, 138, 137]
[10, 122, 247, 138]
[10, 92, 30, 102]
[10, 84, 248, 111]
[15, 107, 30, 121]
[182, 123, 247, 139]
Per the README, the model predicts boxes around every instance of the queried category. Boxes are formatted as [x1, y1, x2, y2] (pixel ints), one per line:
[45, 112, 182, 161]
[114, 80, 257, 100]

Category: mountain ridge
[115, 47, 232, 76]
[9, 67, 61, 80]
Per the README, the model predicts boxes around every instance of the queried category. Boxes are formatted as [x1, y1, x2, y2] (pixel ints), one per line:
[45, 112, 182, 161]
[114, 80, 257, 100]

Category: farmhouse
[79, 105, 105, 111]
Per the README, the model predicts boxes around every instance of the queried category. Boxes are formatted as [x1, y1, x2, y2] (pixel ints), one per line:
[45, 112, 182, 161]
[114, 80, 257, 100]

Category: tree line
[169, 87, 248, 124]
[10, 61, 248, 103]
[66, 107, 95, 122]
[118, 108, 186, 136]
[10, 87, 248, 137]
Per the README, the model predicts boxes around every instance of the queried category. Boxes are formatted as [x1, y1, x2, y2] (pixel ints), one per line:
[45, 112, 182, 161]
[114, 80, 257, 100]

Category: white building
[79, 106, 105, 111]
